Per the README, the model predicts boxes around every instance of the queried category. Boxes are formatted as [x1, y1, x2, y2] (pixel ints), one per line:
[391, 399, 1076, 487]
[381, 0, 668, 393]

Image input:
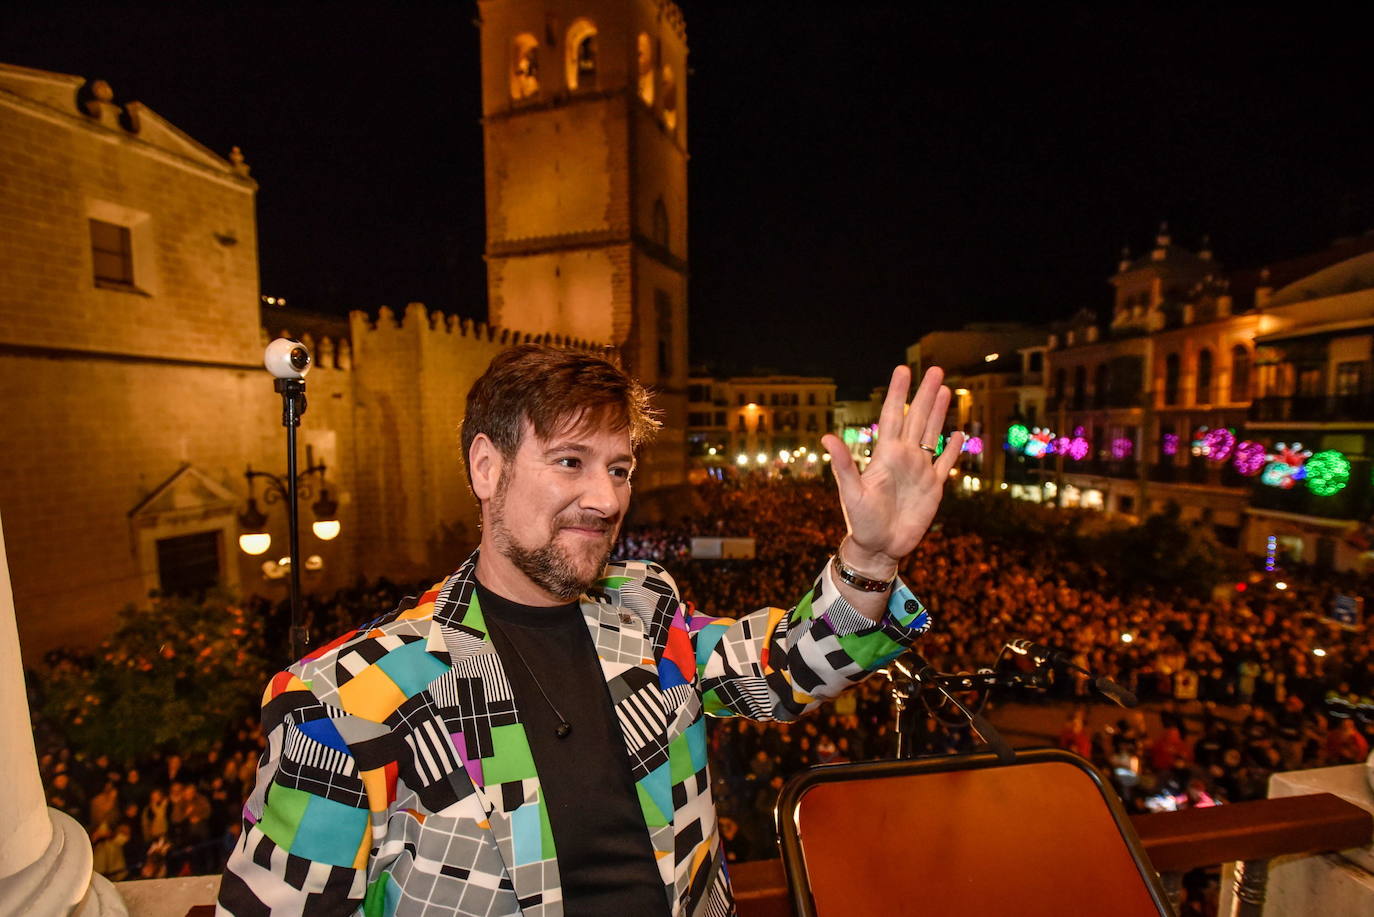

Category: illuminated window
[510, 33, 540, 100]
[661, 64, 677, 131]
[90, 218, 134, 286]
[637, 33, 654, 105]
[566, 19, 597, 90]
[1336, 360, 1366, 397]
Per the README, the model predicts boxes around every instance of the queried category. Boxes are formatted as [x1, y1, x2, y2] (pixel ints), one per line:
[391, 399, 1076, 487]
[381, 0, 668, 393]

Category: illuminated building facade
[1242, 243, 1374, 570]
[1039, 226, 1374, 570]
[687, 374, 836, 477]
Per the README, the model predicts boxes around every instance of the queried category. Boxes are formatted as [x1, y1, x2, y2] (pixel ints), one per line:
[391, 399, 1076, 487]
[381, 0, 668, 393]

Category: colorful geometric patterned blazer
[217, 549, 930, 916]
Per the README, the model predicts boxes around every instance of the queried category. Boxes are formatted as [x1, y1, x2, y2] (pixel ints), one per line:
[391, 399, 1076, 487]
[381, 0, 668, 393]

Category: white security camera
[264, 337, 311, 379]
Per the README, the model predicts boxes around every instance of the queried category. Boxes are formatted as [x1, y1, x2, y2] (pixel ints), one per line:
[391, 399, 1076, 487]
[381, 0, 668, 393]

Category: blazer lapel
[432, 552, 558, 912]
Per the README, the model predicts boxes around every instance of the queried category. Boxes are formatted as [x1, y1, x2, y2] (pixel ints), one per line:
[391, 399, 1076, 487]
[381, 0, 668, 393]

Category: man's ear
[469, 433, 502, 502]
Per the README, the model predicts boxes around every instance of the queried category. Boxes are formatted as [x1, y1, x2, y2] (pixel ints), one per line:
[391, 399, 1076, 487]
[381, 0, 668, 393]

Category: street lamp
[239, 456, 338, 555]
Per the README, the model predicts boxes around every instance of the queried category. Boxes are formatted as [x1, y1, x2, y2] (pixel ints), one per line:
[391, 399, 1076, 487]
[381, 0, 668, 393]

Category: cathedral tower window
[637, 33, 655, 105]
[566, 19, 597, 90]
[510, 33, 540, 100]
[661, 64, 678, 132]
[655, 288, 673, 377]
[652, 197, 669, 247]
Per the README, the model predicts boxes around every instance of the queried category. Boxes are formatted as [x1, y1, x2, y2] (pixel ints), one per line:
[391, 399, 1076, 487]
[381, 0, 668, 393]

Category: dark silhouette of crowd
[30, 479, 1373, 883]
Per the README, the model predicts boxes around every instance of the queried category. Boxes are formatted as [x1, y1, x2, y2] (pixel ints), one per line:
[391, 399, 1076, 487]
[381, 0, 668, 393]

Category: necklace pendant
[555, 722, 572, 739]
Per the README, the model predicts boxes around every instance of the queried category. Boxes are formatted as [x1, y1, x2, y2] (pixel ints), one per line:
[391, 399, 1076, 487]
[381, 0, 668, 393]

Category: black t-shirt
[475, 582, 670, 917]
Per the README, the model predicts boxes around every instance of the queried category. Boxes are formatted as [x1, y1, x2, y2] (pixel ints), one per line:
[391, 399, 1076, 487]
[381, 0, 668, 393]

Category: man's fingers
[904, 367, 944, 444]
[920, 385, 951, 448]
[822, 433, 860, 501]
[877, 366, 911, 446]
[935, 430, 964, 477]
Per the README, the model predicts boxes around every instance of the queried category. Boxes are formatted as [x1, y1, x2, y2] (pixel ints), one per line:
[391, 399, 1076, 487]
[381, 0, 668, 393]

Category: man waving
[220, 345, 960, 916]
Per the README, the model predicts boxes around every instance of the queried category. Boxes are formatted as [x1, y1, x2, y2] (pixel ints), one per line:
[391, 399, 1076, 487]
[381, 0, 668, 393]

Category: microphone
[1008, 638, 1078, 670]
[1008, 638, 1138, 708]
[1093, 676, 1138, 710]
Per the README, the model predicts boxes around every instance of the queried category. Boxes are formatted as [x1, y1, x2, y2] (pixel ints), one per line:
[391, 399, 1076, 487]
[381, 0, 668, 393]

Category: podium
[775, 748, 1173, 916]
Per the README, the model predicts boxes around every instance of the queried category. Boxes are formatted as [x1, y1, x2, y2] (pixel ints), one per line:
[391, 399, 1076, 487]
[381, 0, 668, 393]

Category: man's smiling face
[486, 417, 634, 602]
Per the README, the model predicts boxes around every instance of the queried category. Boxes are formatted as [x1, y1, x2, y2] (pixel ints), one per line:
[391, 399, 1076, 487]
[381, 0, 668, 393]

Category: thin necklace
[485, 617, 572, 739]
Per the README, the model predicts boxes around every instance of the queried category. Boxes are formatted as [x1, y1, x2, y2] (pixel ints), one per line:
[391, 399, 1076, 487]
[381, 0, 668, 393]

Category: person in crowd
[1325, 717, 1371, 764]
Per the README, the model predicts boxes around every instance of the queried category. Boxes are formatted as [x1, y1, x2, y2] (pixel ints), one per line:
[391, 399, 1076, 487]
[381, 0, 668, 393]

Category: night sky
[6, 5, 1373, 395]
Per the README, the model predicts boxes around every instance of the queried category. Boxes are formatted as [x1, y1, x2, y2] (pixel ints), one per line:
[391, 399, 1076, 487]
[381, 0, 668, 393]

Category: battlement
[351, 301, 608, 353]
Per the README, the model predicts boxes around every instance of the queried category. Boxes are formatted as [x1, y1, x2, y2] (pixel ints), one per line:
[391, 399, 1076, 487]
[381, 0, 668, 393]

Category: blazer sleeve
[217, 671, 377, 915]
[672, 557, 931, 722]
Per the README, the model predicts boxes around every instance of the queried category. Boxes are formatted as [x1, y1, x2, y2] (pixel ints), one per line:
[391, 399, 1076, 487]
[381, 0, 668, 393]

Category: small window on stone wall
[637, 33, 655, 105]
[156, 530, 221, 597]
[510, 33, 540, 100]
[90, 218, 134, 286]
[566, 19, 597, 90]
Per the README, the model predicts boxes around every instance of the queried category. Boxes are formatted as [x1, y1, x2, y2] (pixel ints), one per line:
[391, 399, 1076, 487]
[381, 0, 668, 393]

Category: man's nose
[580, 469, 620, 516]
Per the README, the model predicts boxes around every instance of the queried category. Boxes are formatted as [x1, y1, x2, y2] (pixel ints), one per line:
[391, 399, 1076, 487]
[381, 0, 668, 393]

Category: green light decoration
[1006, 424, 1029, 451]
[934, 433, 946, 456]
[843, 428, 859, 446]
[1305, 450, 1351, 497]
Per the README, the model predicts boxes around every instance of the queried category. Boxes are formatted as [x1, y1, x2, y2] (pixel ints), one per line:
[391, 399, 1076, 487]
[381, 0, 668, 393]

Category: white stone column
[0, 509, 126, 915]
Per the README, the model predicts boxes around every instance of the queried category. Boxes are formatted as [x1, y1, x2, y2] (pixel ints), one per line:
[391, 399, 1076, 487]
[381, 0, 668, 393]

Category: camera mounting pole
[260, 337, 313, 663]
[275, 376, 309, 661]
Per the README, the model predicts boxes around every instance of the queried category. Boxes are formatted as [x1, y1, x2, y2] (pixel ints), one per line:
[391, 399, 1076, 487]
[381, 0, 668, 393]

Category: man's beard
[489, 473, 620, 600]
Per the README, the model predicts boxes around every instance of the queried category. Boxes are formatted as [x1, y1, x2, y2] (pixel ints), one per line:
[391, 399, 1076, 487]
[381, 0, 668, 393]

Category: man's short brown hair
[461, 344, 661, 486]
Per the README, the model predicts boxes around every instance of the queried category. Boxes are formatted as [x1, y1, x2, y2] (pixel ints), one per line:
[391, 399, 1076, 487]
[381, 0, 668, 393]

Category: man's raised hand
[820, 365, 963, 575]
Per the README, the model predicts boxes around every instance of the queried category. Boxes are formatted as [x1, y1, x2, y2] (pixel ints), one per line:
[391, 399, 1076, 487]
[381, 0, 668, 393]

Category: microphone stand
[888, 655, 1045, 763]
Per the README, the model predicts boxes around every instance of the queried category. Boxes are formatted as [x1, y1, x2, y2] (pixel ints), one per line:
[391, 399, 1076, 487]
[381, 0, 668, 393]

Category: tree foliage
[39, 591, 270, 764]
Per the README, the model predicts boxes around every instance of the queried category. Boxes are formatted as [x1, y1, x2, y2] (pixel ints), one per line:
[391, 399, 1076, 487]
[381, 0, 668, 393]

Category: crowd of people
[31, 479, 1374, 885]
[30, 577, 433, 881]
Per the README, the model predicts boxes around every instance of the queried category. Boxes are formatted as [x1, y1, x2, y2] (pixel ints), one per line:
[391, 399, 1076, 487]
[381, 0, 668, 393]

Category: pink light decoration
[1203, 427, 1236, 462]
[1068, 436, 1090, 461]
[1111, 437, 1134, 460]
[1232, 441, 1266, 476]
[1161, 433, 1179, 456]
[1053, 436, 1071, 455]
[962, 436, 984, 455]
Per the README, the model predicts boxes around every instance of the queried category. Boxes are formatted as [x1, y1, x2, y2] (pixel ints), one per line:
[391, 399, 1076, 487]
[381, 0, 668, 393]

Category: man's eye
[610, 467, 631, 480]
[557, 457, 581, 469]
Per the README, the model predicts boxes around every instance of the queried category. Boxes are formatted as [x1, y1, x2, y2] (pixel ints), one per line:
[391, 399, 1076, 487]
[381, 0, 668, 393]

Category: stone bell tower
[477, 0, 688, 487]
